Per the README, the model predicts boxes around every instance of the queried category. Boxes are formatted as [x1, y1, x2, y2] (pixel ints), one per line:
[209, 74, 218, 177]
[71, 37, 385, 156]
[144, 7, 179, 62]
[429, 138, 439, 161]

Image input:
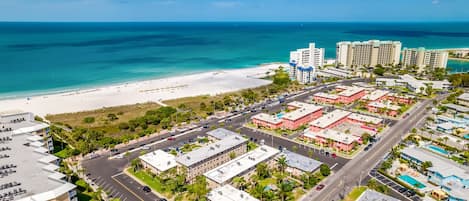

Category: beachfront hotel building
[251, 101, 323, 130]
[0, 110, 54, 152]
[309, 109, 351, 132]
[139, 149, 177, 175]
[401, 48, 448, 72]
[288, 42, 324, 84]
[175, 135, 248, 181]
[336, 40, 402, 67]
[0, 111, 77, 201]
[204, 145, 279, 188]
[401, 147, 469, 201]
[207, 185, 259, 201]
[303, 129, 360, 152]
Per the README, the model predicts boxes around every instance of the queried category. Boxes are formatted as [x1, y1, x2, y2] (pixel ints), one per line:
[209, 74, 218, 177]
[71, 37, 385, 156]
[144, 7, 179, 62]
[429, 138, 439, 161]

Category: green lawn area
[259, 177, 276, 187]
[344, 186, 367, 201]
[127, 168, 170, 197]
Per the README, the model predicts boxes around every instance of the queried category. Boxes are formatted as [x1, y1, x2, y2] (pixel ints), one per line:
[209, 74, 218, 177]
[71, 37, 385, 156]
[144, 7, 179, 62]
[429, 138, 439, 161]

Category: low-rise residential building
[139, 150, 177, 174]
[204, 145, 279, 188]
[282, 103, 323, 130]
[312, 92, 339, 104]
[337, 87, 366, 104]
[376, 74, 451, 94]
[251, 113, 283, 130]
[0, 111, 77, 201]
[367, 101, 401, 117]
[436, 122, 466, 134]
[401, 147, 469, 201]
[303, 129, 360, 152]
[277, 150, 322, 177]
[251, 102, 323, 130]
[443, 103, 469, 114]
[386, 93, 415, 105]
[309, 109, 351, 132]
[458, 93, 469, 107]
[207, 184, 259, 201]
[356, 189, 400, 201]
[176, 135, 248, 181]
[207, 128, 242, 141]
[347, 113, 383, 129]
[361, 90, 389, 102]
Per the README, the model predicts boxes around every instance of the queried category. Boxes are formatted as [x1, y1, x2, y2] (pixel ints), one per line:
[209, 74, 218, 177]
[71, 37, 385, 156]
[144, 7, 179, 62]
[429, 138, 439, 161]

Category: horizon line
[1, 20, 469, 23]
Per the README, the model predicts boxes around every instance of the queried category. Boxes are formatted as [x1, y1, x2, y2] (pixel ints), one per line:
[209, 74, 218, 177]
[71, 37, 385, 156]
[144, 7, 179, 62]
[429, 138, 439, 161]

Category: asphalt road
[302, 95, 442, 201]
[81, 78, 376, 201]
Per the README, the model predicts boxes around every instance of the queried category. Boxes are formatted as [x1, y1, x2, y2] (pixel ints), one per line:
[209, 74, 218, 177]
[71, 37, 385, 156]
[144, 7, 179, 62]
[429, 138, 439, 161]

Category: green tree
[107, 113, 118, 121]
[277, 181, 294, 201]
[188, 175, 209, 200]
[131, 158, 141, 172]
[421, 161, 433, 172]
[256, 162, 270, 179]
[273, 67, 291, 86]
[277, 156, 288, 173]
[232, 176, 247, 190]
[229, 152, 237, 159]
[319, 164, 331, 176]
[83, 117, 95, 124]
[373, 67, 385, 76]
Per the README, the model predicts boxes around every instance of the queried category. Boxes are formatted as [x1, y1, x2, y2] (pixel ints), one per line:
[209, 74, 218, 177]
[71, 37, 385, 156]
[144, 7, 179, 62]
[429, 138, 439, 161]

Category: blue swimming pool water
[399, 175, 426, 189]
[277, 112, 284, 118]
[426, 145, 449, 155]
[464, 134, 469, 139]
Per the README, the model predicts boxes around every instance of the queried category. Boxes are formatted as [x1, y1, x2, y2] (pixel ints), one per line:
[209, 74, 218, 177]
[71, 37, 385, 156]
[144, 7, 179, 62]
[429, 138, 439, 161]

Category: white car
[141, 145, 151, 150]
[114, 154, 124, 159]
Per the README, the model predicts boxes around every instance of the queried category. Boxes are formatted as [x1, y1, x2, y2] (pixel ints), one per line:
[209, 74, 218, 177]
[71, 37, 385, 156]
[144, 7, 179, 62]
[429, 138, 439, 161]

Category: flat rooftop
[139, 149, 177, 172]
[338, 87, 365, 97]
[207, 128, 242, 140]
[0, 116, 75, 201]
[347, 113, 383, 125]
[283, 105, 323, 121]
[313, 92, 339, 100]
[458, 93, 469, 101]
[204, 145, 279, 184]
[309, 109, 351, 128]
[207, 184, 259, 201]
[401, 147, 469, 180]
[312, 129, 360, 144]
[443, 103, 469, 113]
[362, 90, 389, 101]
[176, 135, 247, 167]
[251, 113, 282, 124]
[279, 150, 322, 172]
[287, 101, 317, 109]
[356, 189, 400, 201]
[368, 101, 401, 111]
[387, 92, 415, 100]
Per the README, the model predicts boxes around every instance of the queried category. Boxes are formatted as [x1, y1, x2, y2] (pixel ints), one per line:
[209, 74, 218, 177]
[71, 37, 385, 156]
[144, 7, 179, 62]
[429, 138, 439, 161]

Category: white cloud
[432, 0, 440, 5]
[211, 1, 241, 8]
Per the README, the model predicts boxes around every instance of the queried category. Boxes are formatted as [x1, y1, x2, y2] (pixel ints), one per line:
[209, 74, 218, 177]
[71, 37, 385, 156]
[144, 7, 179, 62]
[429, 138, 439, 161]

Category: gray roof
[279, 150, 322, 172]
[176, 135, 247, 167]
[0, 117, 76, 201]
[207, 128, 241, 140]
[356, 189, 400, 201]
[401, 147, 469, 180]
[443, 103, 469, 113]
[458, 93, 469, 101]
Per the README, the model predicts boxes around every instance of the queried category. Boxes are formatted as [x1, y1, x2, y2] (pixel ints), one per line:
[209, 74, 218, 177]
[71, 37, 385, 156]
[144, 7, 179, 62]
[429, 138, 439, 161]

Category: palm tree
[277, 181, 294, 201]
[232, 176, 247, 190]
[443, 136, 449, 144]
[277, 156, 288, 173]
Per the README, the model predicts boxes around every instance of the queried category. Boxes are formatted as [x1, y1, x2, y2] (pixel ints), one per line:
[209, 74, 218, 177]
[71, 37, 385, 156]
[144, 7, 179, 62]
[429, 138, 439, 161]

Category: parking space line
[111, 176, 145, 201]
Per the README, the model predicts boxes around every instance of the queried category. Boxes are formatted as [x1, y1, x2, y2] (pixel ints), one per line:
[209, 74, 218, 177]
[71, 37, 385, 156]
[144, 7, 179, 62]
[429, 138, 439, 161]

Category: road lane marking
[111, 175, 145, 201]
[330, 163, 338, 169]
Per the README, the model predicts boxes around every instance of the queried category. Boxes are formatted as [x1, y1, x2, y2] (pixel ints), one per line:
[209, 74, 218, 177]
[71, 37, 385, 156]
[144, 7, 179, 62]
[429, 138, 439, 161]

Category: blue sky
[1, 0, 468, 22]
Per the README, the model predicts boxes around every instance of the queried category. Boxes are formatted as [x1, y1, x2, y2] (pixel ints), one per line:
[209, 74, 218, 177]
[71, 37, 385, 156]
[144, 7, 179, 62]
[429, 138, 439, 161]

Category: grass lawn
[46, 102, 161, 131]
[259, 177, 277, 187]
[344, 186, 368, 201]
[127, 168, 172, 198]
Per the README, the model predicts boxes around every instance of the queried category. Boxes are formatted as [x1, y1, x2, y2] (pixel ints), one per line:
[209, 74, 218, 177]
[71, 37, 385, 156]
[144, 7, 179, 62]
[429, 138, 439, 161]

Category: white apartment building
[336, 40, 401, 67]
[288, 42, 324, 84]
[401, 48, 448, 72]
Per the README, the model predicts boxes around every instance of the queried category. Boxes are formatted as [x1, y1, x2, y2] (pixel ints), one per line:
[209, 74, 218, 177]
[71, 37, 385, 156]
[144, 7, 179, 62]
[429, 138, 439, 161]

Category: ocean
[1, 22, 468, 98]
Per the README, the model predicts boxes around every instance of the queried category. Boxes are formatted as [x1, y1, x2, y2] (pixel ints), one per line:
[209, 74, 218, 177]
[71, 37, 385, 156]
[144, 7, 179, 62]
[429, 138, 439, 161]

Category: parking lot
[369, 167, 421, 201]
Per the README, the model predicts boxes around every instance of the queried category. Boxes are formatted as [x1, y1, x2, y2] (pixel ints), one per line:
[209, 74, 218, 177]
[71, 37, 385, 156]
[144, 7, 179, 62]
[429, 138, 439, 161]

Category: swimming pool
[425, 145, 449, 155]
[276, 112, 284, 118]
[464, 134, 469, 139]
[399, 175, 426, 189]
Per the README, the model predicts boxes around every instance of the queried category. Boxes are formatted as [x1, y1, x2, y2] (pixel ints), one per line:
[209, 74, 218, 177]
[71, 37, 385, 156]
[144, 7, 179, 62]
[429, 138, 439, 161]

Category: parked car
[331, 153, 337, 158]
[316, 184, 325, 191]
[142, 186, 151, 193]
[167, 137, 175, 141]
[141, 145, 151, 150]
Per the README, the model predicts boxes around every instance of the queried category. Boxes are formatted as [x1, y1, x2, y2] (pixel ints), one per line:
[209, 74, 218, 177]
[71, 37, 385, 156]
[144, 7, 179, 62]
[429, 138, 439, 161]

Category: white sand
[0, 63, 285, 116]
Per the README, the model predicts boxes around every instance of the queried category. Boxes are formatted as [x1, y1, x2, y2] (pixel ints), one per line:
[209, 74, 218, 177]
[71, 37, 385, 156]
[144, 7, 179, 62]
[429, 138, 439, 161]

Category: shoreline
[448, 57, 469, 62]
[0, 63, 285, 116]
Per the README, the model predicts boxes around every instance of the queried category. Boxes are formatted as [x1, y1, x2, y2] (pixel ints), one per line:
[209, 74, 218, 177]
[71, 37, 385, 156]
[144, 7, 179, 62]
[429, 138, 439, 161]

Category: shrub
[83, 117, 95, 124]
[118, 122, 130, 130]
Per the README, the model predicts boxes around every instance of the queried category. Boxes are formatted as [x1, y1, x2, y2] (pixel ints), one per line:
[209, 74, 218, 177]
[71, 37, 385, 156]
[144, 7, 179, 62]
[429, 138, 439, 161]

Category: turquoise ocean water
[1, 22, 468, 98]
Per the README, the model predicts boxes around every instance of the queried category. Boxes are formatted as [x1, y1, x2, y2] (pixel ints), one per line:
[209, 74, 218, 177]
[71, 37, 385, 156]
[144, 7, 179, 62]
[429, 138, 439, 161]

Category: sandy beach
[0, 63, 285, 116]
